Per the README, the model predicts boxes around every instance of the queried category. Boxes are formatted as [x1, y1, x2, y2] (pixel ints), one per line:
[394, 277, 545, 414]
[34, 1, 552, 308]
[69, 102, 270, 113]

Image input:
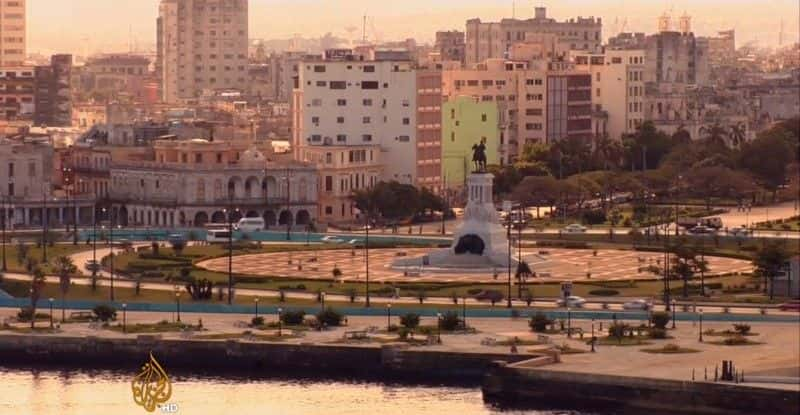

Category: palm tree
[699, 122, 728, 148]
[28, 267, 46, 329]
[727, 122, 746, 148]
[515, 261, 534, 299]
[753, 243, 791, 300]
[52, 256, 77, 322]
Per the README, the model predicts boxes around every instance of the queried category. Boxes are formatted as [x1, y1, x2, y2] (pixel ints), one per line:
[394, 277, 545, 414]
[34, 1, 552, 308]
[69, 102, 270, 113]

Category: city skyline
[28, 0, 800, 56]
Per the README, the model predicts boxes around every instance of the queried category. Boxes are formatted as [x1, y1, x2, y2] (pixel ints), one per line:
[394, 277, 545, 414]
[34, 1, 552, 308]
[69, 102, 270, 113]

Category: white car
[235, 217, 265, 233]
[563, 224, 587, 233]
[557, 296, 587, 308]
[729, 226, 751, 237]
[623, 299, 653, 310]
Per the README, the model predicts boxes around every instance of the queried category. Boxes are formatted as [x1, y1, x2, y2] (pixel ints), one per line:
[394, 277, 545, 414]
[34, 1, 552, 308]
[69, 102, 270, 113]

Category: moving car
[85, 260, 100, 273]
[688, 225, 716, 235]
[563, 224, 587, 233]
[235, 217, 265, 233]
[728, 226, 752, 237]
[206, 229, 233, 243]
[557, 296, 587, 308]
[623, 299, 653, 310]
[778, 300, 800, 312]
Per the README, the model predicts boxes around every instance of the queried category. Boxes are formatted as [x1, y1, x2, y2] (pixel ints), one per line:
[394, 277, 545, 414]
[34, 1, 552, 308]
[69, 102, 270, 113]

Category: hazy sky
[28, 0, 800, 56]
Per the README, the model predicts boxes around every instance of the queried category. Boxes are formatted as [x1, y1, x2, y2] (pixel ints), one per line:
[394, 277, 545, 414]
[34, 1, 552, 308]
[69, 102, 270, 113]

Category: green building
[441, 96, 500, 188]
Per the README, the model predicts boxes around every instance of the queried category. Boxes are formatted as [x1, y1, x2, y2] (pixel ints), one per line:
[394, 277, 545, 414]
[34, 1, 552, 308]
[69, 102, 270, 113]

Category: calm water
[0, 368, 591, 415]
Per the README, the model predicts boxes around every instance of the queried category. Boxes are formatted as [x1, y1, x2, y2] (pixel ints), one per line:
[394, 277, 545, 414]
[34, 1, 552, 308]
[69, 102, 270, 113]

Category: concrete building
[608, 29, 708, 86]
[0, 55, 73, 127]
[110, 138, 317, 228]
[0, 0, 26, 67]
[441, 58, 547, 163]
[706, 30, 736, 67]
[0, 67, 35, 121]
[573, 49, 646, 141]
[158, 0, 249, 102]
[545, 64, 593, 144]
[292, 50, 418, 185]
[435, 31, 466, 64]
[81, 54, 153, 102]
[441, 96, 500, 188]
[466, 7, 602, 66]
[416, 69, 443, 192]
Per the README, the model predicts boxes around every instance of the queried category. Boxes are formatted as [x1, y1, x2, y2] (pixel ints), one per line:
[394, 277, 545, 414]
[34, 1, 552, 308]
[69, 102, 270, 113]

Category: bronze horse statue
[472, 140, 487, 173]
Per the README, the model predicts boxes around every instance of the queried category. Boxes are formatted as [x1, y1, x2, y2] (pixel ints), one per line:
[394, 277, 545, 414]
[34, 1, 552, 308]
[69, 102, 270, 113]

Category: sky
[27, 0, 800, 56]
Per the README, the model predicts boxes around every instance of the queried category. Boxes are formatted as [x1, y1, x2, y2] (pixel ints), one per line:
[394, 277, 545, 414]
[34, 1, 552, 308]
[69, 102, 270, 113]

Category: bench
[343, 330, 368, 340]
[69, 311, 96, 321]
[566, 327, 585, 338]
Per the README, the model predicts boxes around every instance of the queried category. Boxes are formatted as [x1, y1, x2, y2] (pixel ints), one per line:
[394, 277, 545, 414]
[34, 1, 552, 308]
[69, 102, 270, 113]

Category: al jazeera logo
[131, 353, 178, 413]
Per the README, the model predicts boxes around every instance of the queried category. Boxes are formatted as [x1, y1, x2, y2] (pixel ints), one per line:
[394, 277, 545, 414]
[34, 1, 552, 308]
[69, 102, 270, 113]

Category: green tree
[52, 256, 77, 322]
[515, 261, 534, 298]
[753, 243, 791, 300]
[623, 121, 675, 171]
[700, 122, 729, 148]
[738, 133, 794, 200]
[28, 267, 46, 329]
[727, 122, 747, 149]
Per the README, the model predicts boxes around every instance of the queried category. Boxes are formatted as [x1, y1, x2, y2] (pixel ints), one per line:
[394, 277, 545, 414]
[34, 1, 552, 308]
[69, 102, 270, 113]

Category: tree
[727, 122, 746, 149]
[684, 166, 758, 210]
[52, 256, 77, 322]
[753, 243, 791, 300]
[515, 261, 534, 298]
[400, 313, 420, 329]
[671, 240, 700, 298]
[486, 164, 523, 196]
[623, 121, 675, 171]
[28, 267, 46, 329]
[700, 122, 728, 149]
[738, 133, 794, 200]
[351, 181, 422, 223]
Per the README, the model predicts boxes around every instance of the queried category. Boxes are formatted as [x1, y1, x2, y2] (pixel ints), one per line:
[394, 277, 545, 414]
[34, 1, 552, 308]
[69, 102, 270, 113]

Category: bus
[206, 229, 233, 243]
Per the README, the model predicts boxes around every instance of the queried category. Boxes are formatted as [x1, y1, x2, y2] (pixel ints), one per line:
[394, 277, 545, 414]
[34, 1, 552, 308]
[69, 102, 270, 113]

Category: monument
[393, 140, 518, 272]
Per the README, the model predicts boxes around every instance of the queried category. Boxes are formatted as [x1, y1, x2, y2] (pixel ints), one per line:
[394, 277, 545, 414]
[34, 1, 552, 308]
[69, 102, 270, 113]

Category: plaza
[196, 247, 753, 284]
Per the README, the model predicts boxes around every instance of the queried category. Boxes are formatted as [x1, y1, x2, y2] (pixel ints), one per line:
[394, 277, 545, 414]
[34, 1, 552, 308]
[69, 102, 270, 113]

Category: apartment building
[0, 54, 72, 126]
[0, 66, 34, 120]
[573, 49, 646, 141]
[0, 0, 26, 67]
[158, 0, 249, 102]
[435, 31, 466, 64]
[441, 58, 547, 162]
[441, 96, 500, 188]
[545, 64, 593, 144]
[466, 7, 602, 66]
[416, 69, 443, 192]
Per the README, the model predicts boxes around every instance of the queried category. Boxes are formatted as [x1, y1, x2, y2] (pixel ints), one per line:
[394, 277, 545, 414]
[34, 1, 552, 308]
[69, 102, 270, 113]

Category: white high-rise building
[158, 0, 249, 103]
[0, 0, 26, 66]
[292, 50, 418, 185]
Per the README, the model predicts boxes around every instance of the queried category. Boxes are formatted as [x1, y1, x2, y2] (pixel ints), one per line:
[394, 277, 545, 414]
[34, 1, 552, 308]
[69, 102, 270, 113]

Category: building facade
[109, 138, 317, 228]
[415, 69, 443, 191]
[466, 7, 602, 66]
[545, 66, 593, 144]
[0, 0, 26, 67]
[158, 0, 249, 102]
[435, 31, 466, 64]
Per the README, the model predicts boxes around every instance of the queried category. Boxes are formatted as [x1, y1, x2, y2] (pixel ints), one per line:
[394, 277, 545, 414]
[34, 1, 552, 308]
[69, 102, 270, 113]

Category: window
[336, 134, 347, 142]
[316, 81, 327, 87]
[362, 117, 371, 124]
[325, 206, 333, 215]
[481, 114, 487, 122]
[362, 134, 373, 142]
[525, 108, 543, 116]
[336, 99, 347, 106]
[397, 135, 410, 142]
[311, 98, 322, 106]
[336, 116, 344, 124]
[525, 123, 543, 130]
[329, 81, 346, 89]
[402, 118, 410, 125]
[194, 153, 202, 163]
[361, 81, 379, 89]
[363, 99, 373, 106]
[325, 176, 333, 191]
[363, 65, 375, 72]
[313, 65, 326, 73]
[311, 116, 320, 124]
[7, 162, 13, 177]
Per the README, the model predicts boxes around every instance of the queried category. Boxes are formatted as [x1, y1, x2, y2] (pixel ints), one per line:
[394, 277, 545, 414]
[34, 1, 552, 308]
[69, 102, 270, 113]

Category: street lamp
[122, 303, 127, 333]
[386, 303, 392, 330]
[320, 291, 326, 311]
[48, 298, 54, 329]
[175, 290, 181, 323]
[277, 307, 283, 337]
[591, 318, 596, 353]
[506, 215, 512, 308]
[254, 297, 260, 318]
[672, 299, 677, 329]
[462, 296, 467, 329]
[1, 196, 7, 272]
[436, 312, 442, 343]
[567, 307, 572, 338]
[699, 309, 704, 342]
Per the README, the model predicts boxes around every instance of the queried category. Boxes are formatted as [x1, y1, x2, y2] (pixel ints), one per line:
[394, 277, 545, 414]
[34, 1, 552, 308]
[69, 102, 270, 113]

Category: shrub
[251, 316, 264, 326]
[608, 323, 628, 338]
[400, 313, 420, 329]
[582, 209, 606, 225]
[466, 288, 482, 295]
[316, 308, 343, 327]
[529, 312, 552, 332]
[92, 304, 117, 322]
[439, 311, 461, 331]
[16, 307, 49, 321]
[347, 288, 357, 303]
[649, 328, 668, 339]
[733, 324, 751, 335]
[588, 289, 619, 296]
[280, 310, 306, 325]
[723, 335, 749, 345]
[650, 311, 670, 330]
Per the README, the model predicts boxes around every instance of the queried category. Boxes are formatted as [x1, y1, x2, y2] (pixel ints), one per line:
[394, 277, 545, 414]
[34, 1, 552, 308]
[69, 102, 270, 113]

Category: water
[0, 368, 587, 415]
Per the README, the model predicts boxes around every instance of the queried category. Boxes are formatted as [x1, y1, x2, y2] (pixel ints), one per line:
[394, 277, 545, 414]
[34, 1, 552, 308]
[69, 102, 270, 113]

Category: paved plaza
[196, 247, 753, 283]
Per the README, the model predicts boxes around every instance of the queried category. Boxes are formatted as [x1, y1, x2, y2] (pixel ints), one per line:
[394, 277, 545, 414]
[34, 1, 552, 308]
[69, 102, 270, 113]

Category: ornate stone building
[109, 138, 317, 228]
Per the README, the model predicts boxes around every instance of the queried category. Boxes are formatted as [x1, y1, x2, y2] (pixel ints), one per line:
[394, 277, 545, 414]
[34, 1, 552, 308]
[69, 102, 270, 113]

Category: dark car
[778, 300, 800, 312]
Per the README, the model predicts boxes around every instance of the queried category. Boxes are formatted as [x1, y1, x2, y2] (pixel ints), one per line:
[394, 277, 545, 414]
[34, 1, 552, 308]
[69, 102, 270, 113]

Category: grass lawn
[193, 331, 301, 341]
[106, 321, 201, 334]
[4, 244, 92, 274]
[597, 335, 653, 346]
[707, 336, 763, 346]
[641, 344, 700, 354]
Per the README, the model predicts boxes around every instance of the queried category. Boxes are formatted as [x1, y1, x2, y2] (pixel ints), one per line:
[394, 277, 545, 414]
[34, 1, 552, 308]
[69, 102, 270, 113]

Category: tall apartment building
[466, 7, 601, 66]
[292, 50, 417, 222]
[441, 58, 548, 163]
[608, 30, 708, 86]
[545, 65, 593, 144]
[435, 31, 466, 64]
[158, 0, 249, 103]
[0, 54, 72, 127]
[0, 0, 26, 67]
[415, 69, 442, 192]
[573, 49, 646, 141]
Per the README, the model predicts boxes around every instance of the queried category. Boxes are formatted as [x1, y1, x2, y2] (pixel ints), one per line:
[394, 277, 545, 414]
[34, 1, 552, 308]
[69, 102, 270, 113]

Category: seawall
[483, 360, 799, 415]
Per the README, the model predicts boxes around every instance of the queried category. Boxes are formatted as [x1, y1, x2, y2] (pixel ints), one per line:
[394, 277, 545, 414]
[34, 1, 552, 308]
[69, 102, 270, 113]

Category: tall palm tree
[52, 256, 77, 322]
[28, 267, 46, 329]
[515, 261, 534, 299]
[753, 243, 791, 300]
[727, 122, 747, 149]
[699, 122, 728, 148]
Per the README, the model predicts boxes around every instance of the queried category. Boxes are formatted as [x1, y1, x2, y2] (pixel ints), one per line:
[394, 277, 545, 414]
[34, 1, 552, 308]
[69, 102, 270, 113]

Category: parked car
[688, 225, 716, 235]
[557, 296, 587, 308]
[235, 217, 265, 233]
[778, 300, 800, 312]
[85, 260, 100, 273]
[623, 299, 653, 310]
[563, 224, 587, 233]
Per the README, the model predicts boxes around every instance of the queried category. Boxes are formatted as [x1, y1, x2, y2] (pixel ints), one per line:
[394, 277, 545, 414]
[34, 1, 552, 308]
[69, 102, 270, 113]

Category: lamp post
[277, 307, 283, 337]
[42, 192, 48, 263]
[699, 309, 704, 342]
[591, 318, 596, 353]
[224, 204, 237, 305]
[175, 290, 181, 323]
[462, 296, 467, 329]
[364, 203, 370, 308]
[567, 307, 572, 338]
[254, 297, 260, 318]
[48, 298, 54, 329]
[672, 299, 677, 329]
[320, 291, 326, 311]
[506, 215, 512, 308]
[283, 170, 292, 241]
[436, 312, 442, 343]
[386, 303, 392, 330]
[122, 303, 127, 333]
[1, 196, 6, 272]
